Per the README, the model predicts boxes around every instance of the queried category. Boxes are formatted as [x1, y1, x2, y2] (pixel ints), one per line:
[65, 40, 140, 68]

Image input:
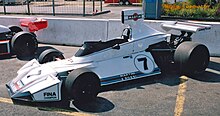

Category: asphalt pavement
[0, 44, 220, 116]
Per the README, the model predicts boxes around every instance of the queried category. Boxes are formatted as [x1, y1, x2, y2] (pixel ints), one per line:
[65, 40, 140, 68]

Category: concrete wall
[0, 16, 219, 56]
[36, 18, 109, 46]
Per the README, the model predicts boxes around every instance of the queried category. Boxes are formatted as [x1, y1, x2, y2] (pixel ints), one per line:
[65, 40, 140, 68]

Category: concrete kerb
[0, 16, 219, 56]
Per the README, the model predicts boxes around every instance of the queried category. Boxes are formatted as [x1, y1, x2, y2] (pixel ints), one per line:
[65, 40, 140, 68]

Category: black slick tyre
[38, 48, 64, 64]
[65, 69, 100, 102]
[11, 32, 38, 57]
[174, 42, 210, 76]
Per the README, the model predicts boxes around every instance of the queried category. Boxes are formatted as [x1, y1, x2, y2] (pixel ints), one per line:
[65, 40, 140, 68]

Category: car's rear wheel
[11, 32, 38, 57]
[174, 42, 210, 76]
[65, 69, 100, 102]
[38, 48, 64, 64]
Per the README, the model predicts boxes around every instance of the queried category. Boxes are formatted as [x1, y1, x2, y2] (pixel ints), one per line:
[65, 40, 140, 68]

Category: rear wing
[161, 21, 211, 33]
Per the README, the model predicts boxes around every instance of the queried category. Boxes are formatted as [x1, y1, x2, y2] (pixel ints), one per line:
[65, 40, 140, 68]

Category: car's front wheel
[38, 48, 64, 64]
[65, 69, 100, 102]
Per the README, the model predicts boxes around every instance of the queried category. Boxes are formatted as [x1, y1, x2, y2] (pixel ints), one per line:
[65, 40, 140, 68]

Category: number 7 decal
[137, 57, 148, 70]
[134, 54, 155, 74]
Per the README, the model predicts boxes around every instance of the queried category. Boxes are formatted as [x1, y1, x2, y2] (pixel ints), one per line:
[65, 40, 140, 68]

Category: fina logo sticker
[128, 13, 142, 21]
[44, 92, 57, 99]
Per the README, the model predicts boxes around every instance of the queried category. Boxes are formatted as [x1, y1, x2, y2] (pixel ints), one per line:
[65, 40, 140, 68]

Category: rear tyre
[11, 32, 38, 57]
[38, 48, 64, 64]
[65, 69, 100, 102]
[174, 42, 210, 76]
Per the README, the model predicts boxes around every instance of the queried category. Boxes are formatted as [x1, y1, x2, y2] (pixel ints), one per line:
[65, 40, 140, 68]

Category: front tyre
[174, 42, 210, 76]
[65, 69, 100, 102]
[38, 48, 64, 64]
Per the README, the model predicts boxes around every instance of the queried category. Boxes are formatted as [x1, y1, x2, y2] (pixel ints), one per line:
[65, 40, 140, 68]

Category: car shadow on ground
[16, 46, 60, 61]
[71, 97, 115, 113]
[209, 61, 220, 71]
[13, 94, 114, 113]
[0, 53, 36, 61]
[36, 97, 114, 113]
[0, 54, 16, 60]
[189, 61, 220, 83]
[0, 47, 49, 61]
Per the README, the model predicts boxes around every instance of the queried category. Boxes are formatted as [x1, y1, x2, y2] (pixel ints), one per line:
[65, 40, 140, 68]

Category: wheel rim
[79, 81, 95, 97]
[189, 45, 209, 74]
[42, 53, 64, 63]
[72, 74, 100, 101]
[13, 35, 37, 56]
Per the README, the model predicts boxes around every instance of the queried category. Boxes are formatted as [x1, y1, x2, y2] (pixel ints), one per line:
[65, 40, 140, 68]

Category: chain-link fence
[0, 0, 106, 16]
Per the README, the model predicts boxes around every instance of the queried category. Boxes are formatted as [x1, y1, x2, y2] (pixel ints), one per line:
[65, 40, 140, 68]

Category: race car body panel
[6, 59, 62, 101]
[0, 40, 10, 55]
[0, 25, 10, 33]
[161, 21, 211, 33]
[92, 51, 160, 86]
[0, 25, 11, 55]
[129, 21, 166, 42]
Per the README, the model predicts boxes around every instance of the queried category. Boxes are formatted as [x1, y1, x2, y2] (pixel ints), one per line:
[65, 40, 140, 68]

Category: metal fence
[0, 0, 105, 16]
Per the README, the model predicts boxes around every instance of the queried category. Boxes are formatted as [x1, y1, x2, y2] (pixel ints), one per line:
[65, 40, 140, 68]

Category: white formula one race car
[6, 10, 211, 103]
[0, 25, 37, 57]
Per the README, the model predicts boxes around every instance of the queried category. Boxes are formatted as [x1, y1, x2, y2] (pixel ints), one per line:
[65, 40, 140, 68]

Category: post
[83, 0, 85, 16]
[100, 0, 102, 12]
[93, 0, 95, 12]
[52, 0, 55, 16]
[27, 0, 30, 15]
[3, 0, 6, 15]
[155, 0, 158, 19]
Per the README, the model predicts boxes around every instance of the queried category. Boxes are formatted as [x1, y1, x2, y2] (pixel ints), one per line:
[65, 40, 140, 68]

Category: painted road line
[0, 97, 93, 116]
[39, 107, 94, 116]
[206, 68, 220, 75]
[0, 97, 13, 104]
[174, 76, 188, 116]
[58, 111, 93, 116]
